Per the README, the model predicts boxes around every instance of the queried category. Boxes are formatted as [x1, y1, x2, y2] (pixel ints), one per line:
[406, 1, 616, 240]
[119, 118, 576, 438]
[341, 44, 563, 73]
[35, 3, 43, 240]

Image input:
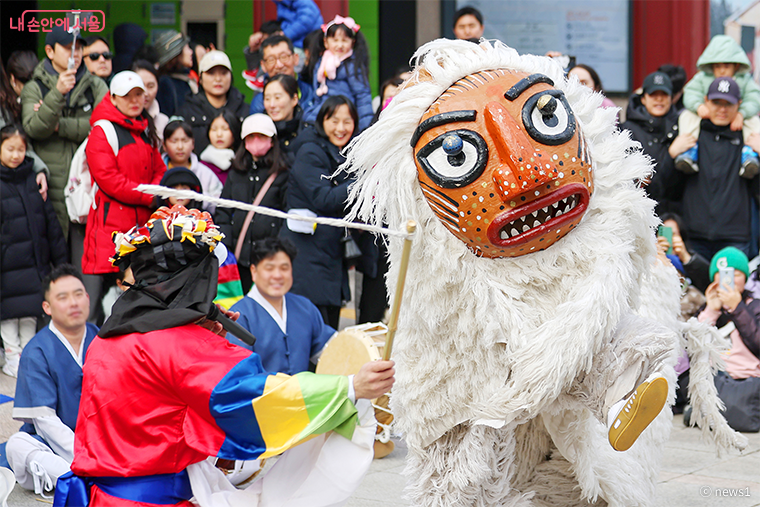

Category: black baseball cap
[642, 71, 672, 96]
[45, 26, 85, 48]
[707, 77, 740, 104]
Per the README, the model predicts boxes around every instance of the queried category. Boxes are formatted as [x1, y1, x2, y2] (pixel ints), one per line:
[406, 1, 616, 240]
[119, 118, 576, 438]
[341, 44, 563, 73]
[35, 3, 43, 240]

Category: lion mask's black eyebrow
[410, 110, 477, 147]
[504, 74, 555, 101]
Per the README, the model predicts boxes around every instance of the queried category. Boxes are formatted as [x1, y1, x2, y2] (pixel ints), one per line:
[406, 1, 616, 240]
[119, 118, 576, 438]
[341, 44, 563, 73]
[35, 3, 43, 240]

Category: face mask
[245, 136, 273, 157]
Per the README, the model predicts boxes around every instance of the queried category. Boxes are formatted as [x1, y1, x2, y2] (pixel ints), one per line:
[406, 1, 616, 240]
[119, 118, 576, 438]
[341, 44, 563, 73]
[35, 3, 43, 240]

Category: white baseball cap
[110, 71, 145, 97]
[199, 51, 232, 74]
[241, 114, 277, 139]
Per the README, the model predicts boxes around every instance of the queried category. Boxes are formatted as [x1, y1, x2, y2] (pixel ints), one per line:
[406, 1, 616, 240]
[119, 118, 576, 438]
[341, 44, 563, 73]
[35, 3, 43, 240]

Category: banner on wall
[461, 0, 630, 92]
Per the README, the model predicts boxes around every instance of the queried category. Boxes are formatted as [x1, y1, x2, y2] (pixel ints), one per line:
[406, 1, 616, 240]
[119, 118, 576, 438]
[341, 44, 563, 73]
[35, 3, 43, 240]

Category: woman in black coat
[178, 50, 249, 155]
[215, 114, 288, 292]
[280, 96, 358, 328]
[262, 74, 303, 161]
[0, 125, 67, 375]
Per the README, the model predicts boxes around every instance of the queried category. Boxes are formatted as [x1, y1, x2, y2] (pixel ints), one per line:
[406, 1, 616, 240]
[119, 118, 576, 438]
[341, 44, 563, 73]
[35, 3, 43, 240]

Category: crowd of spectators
[616, 34, 760, 430]
[1, 2, 758, 444]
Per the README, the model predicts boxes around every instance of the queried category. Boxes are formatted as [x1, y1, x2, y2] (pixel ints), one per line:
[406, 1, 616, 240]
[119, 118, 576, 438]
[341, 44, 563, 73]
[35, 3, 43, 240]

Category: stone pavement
[1, 355, 758, 507]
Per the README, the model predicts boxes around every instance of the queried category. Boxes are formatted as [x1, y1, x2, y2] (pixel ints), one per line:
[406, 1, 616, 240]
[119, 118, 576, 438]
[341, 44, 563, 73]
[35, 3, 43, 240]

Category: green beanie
[709, 247, 750, 282]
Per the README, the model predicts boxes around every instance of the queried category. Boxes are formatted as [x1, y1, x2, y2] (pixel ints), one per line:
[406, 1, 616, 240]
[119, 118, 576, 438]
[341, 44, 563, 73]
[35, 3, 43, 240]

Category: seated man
[6, 265, 97, 498]
[697, 247, 760, 432]
[230, 237, 334, 375]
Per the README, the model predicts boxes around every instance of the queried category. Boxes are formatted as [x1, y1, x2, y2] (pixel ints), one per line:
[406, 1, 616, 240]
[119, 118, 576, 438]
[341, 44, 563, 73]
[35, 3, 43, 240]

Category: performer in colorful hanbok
[56, 205, 394, 507]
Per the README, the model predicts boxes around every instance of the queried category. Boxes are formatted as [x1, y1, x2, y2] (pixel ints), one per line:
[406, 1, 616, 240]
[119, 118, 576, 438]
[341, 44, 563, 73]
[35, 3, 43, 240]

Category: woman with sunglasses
[83, 36, 113, 84]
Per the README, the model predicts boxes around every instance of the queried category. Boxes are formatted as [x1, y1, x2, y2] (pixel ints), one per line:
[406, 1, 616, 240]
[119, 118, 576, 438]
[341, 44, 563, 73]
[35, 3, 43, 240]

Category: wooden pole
[383, 220, 416, 360]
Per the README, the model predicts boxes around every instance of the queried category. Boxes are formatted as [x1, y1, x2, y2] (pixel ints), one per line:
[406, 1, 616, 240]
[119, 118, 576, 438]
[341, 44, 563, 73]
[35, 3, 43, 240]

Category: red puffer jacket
[82, 95, 166, 274]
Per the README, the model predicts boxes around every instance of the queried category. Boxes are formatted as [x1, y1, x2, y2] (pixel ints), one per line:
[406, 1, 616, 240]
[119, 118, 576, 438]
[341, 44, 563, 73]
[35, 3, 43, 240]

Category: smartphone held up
[719, 266, 735, 291]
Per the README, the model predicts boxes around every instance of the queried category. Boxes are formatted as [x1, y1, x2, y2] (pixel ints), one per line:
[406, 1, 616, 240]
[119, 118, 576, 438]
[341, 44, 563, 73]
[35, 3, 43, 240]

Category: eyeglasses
[263, 53, 293, 67]
[87, 52, 113, 61]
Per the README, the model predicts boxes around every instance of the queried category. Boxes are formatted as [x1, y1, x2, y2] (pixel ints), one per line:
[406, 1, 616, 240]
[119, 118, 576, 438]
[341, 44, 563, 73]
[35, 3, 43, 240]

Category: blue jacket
[302, 59, 373, 132]
[275, 0, 324, 48]
[249, 74, 314, 116]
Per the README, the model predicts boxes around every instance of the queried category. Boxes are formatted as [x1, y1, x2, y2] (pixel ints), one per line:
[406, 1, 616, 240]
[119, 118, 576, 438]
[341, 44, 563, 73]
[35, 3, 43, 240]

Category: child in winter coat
[0, 125, 67, 377]
[676, 35, 760, 177]
[302, 15, 373, 132]
[198, 111, 241, 185]
[163, 119, 222, 213]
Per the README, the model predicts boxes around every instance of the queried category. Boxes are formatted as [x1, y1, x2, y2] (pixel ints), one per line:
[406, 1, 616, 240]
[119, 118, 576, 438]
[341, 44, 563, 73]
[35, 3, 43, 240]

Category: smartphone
[719, 266, 735, 291]
[657, 226, 673, 255]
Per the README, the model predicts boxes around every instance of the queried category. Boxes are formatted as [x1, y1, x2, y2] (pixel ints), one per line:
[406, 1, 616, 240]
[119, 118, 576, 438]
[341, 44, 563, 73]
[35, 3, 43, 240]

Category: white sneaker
[1, 360, 17, 379]
[608, 377, 668, 452]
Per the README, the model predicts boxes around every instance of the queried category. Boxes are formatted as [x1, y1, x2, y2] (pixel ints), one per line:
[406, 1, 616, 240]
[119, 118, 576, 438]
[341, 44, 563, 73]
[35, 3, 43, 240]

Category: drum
[316, 323, 395, 458]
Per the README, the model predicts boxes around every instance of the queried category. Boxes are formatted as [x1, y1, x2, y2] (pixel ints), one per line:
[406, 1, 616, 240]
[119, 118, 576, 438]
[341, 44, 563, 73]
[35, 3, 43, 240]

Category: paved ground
[0, 271, 758, 505]
[2, 365, 759, 507]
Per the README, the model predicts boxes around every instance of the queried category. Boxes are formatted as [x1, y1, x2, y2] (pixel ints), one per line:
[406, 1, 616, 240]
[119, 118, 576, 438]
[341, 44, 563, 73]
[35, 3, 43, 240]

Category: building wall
[631, 0, 711, 87]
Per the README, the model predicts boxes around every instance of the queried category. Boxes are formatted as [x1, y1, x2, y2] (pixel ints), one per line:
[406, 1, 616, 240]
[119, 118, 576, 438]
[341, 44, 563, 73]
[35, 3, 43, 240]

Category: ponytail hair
[307, 22, 370, 84]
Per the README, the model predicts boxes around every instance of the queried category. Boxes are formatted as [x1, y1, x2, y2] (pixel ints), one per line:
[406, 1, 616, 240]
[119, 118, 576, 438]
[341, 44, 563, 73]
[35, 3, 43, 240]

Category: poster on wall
[461, 0, 630, 92]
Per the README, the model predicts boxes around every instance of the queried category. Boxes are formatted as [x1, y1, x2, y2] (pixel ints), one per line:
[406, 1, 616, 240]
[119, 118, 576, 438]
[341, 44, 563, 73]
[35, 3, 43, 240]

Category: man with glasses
[82, 36, 113, 84]
[249, 34, 313, 115]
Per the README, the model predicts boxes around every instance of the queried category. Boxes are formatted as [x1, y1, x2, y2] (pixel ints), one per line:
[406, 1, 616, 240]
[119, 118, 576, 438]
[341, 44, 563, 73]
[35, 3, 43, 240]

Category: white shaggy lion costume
[344, 39, 746, 506]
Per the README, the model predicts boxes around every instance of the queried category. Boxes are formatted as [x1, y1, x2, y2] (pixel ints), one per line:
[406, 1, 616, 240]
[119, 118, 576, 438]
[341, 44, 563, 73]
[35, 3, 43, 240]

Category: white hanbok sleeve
[33, 415, 75, 463]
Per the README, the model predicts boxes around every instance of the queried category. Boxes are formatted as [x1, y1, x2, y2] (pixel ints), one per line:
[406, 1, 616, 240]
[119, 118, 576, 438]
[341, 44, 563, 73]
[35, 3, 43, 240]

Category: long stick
[383, 220, 416, 360]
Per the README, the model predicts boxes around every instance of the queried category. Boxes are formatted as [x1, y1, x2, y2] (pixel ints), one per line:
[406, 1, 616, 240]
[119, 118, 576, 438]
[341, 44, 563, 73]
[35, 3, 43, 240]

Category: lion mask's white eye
[522, 91, 576, 146]
[416, 130, 488, 188]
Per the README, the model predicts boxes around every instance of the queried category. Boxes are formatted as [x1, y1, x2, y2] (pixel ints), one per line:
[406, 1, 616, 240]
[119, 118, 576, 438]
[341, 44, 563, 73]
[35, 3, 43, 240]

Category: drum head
[316, 329, 381, 376]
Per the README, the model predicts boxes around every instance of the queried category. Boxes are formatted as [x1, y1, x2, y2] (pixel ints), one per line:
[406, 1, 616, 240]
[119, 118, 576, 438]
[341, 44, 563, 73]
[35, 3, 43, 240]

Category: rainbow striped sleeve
[214, 250, 244, 310]
[209, 355, 357, 460]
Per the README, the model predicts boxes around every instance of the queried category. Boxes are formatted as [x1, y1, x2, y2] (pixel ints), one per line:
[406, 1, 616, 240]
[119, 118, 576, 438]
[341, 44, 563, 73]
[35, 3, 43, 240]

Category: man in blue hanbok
[230, 237, 334, 374]
[6, 265, 98, 498]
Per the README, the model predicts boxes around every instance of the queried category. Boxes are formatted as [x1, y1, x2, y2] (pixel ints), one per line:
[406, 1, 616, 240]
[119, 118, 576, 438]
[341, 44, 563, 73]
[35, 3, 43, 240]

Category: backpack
[65, 120, 118, 224]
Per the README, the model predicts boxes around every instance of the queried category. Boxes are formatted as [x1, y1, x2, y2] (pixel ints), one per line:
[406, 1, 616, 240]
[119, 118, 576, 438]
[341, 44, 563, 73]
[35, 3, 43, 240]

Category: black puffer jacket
[0, 157, 67, 319]
[678, 121, 752, 242]
[215, 155, 288, 268]
[275, 106, 303, 159]
[178, 87, 249, 155]
[621, 95, 681, 215]
[280, 127, 353, 307]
